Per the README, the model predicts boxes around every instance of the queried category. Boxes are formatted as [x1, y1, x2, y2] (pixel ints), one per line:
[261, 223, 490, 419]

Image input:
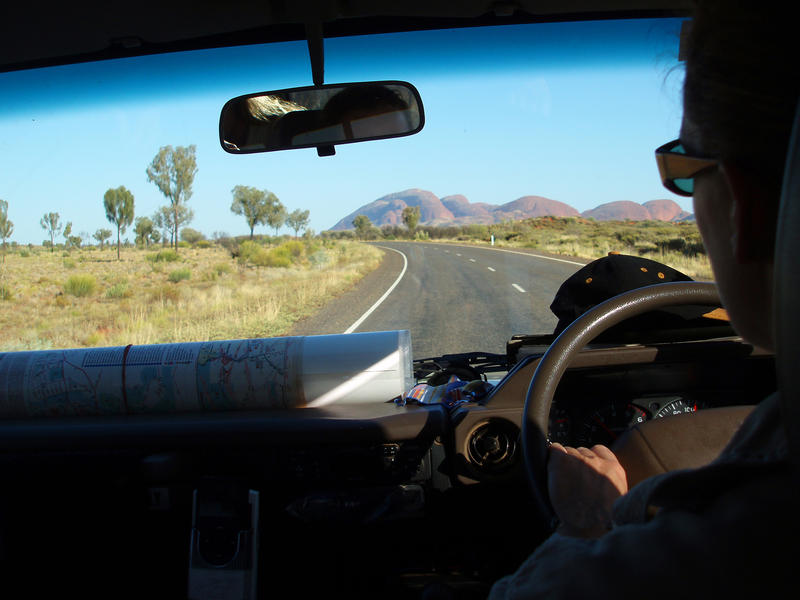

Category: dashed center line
[456, 253, 462, 257]
[487, 267, 496, 272]
[512, 284, 526, 293]
[469, 258, 476, 262]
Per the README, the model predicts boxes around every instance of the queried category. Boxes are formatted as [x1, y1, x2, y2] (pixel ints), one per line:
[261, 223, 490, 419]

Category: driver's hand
[547, 443, 628, 539]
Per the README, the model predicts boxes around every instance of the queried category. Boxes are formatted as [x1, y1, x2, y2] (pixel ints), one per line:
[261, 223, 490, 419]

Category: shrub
[105, 282, 131, 299]
[168, 268, 192, 283]
[214, 262, 232, 275]
[63, 258, 77, 269]
[146, 249, 179, 263]
[266, 246, 292, 268]
[64, 274, 97, 297]
[0, 283, 12, 301]
[238, 240, 270, 267]
[309, 249, 329, 268]
[149, 284, 181, 303]
[282, 240, 305, 259]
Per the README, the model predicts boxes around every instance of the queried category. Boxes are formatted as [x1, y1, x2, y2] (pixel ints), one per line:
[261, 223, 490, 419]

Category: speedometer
[654, 398, 696, 419]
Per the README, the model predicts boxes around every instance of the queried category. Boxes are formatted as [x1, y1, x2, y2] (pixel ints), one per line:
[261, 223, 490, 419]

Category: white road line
[344, 246, 408, 334]
[456, 253, 462, 257]
[469, 258, 476, 262]
[445, 243, 585, 266]
[512, 284, 526, 293]
[487, 267, 496, 272]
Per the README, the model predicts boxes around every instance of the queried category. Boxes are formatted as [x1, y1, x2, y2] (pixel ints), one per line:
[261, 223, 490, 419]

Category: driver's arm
[489, 395, 795, 598]
[489, 463, 794, 599]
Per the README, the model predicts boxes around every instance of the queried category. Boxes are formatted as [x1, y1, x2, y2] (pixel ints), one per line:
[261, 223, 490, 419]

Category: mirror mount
[305, 22, 325, 86]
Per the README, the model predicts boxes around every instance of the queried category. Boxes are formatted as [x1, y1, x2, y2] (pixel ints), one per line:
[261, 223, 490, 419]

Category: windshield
[0, 18, 701, 360]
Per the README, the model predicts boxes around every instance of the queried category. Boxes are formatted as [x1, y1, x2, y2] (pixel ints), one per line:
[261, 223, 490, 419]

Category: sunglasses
[655, 139, 719, 197]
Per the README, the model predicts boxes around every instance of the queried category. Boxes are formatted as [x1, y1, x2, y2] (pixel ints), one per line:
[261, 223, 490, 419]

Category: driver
[490, 2, 799, 596]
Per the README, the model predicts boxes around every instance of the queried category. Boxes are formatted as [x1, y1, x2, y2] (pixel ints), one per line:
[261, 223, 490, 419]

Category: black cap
[550, 253, 728, 341]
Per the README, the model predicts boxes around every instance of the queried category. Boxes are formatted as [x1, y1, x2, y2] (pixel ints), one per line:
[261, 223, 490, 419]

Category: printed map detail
[0, 338, 303, 418]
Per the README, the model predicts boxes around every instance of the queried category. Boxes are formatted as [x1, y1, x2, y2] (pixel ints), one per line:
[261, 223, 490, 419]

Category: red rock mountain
[642, 199, 693, 221]
[581, 201, 652, 221]
[329, 190, 693, 230]
[494, 196, 579, 220]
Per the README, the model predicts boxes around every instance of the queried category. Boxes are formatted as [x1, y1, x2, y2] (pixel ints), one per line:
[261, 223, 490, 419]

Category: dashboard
[0, 335, 776, 598]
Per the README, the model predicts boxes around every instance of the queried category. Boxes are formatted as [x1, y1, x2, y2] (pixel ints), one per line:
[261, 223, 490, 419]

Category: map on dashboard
[0, 338, 303, 418]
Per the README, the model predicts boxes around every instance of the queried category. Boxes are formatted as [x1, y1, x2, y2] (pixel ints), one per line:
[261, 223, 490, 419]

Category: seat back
[774, 99, 800, 463]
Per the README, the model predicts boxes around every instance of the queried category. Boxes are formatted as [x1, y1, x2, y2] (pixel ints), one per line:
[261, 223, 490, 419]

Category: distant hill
[329, 190, 692, 230]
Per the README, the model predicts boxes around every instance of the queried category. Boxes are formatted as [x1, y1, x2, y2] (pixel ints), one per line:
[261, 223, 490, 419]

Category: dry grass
[0, 241, 381, 351]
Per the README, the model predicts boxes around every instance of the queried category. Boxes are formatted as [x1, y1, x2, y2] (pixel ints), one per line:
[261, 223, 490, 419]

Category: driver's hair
[683, 1, 799, 194]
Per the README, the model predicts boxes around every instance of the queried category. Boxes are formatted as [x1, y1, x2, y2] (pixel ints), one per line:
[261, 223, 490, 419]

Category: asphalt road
[289, 242, 587, 359]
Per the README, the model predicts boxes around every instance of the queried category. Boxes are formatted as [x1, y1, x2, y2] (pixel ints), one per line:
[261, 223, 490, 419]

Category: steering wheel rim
[522, 281, 722, 528]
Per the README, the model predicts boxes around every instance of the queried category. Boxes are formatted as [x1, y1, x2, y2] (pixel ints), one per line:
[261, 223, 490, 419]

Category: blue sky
[0, 18, 687, 244]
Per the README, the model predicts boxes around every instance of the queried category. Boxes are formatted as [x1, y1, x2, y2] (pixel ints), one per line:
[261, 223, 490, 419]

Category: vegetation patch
[168, 267, 192, 283]
[64, 273, 97, 297]
[147, 249, 180, 263]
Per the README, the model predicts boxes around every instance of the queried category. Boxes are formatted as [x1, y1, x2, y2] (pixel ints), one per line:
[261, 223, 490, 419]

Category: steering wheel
[522, 281, 722, 528]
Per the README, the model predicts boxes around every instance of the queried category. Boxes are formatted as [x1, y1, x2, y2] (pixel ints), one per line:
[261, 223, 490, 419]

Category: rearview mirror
[219, 81, 424, 154]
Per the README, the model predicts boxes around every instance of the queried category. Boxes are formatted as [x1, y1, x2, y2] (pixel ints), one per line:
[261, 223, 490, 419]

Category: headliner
[0, 1, 691, 74]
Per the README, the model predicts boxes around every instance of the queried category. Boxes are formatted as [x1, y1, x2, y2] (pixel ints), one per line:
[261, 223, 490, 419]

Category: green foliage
[180, 227, 205, 245]
[40, 212, 62, 252]
[146, 249, 180, 263]
[309, 249, 330, 268]
[238, 239, 305, 268]
[282, 240, 305, 258]
[264, 192, 286, 236]
[231, 185, 271, 238]
[64, 274, 97, 297]
[286, 208, 310, 238]
[62, 258, 77, 269]
[134, 216, 156, 247]
[352, 214, 372, 239]
[93, 228, 112, 249]
[146, 145, 198, 251]
[0, 199, 14, 262]
[214, 262, 233, 275]
[402, 205, 421, 231]
[0, 282, 12, 301]
[238, 240, 270, 267]
[105, 282, 131, 299]
[168, 267, 192, 283]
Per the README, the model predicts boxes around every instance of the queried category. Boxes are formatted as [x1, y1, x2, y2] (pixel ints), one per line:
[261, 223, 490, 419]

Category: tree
[264, 193, 286, 237]
[152, 208, 170, 247]
[180, 227, 205, 245]
[402, 205, 421, 232]
[134, 217, 155, 247]
[153, 205, 192, 248]
[286, 209, 310, 238]
[352, 214, 372, 240]
[103, 186, 135, 260]
[63, 221, 72, 248]
[0, 200, 13, 264]
[40, 212, 62, 252]
[230, 185, 270, 239]
[93, 228, 112, 249]
[146, 145, 198, 252]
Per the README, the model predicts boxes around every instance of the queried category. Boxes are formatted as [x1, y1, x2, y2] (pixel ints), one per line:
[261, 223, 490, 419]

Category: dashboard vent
[467, 420, 519, 474]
